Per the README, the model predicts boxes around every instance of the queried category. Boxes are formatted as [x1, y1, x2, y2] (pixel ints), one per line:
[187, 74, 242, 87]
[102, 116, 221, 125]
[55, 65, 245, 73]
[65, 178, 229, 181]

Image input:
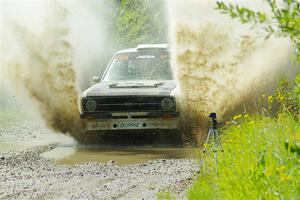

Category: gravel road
[0, 122, 198, 200]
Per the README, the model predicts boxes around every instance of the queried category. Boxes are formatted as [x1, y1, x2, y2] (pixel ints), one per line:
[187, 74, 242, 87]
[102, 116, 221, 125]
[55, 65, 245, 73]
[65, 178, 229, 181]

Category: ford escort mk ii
[78, 44, 179, 131]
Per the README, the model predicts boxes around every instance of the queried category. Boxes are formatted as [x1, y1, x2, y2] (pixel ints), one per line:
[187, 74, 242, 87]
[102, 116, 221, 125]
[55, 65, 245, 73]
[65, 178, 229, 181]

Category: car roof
[114, 44, 169, 55]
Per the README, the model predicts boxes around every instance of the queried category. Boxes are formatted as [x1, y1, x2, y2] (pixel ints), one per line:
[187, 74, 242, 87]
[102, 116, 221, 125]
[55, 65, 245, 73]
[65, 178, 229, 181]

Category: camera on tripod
[199, 112, 224, 175]
[209, 112, 220, 129]
[209, 112, 217, 119]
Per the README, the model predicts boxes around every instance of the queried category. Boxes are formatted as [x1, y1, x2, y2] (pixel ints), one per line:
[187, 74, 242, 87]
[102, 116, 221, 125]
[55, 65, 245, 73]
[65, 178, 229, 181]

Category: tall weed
[188, 114, 300, 199]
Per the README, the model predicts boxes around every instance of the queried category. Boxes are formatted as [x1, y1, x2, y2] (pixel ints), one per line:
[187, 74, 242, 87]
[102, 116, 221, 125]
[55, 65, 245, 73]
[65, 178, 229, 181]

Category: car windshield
[103, 51, 173, 81]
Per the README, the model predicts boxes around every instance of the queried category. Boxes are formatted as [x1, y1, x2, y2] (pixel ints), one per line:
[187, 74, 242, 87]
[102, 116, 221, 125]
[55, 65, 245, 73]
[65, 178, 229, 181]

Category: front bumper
[81, 112, 179, 131]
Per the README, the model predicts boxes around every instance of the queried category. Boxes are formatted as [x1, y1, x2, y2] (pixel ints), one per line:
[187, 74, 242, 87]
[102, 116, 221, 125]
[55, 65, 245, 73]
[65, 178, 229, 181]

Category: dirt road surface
[0, 122, 198, 200]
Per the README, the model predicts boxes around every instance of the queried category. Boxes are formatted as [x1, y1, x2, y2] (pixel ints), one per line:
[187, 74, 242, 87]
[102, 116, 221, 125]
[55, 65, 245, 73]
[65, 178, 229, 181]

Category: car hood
[84, 80, 177, 97]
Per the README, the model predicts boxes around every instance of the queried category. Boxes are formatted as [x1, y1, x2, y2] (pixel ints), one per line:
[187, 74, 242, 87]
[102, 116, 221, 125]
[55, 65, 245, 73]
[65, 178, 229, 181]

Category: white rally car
[78, 44, 179, 132]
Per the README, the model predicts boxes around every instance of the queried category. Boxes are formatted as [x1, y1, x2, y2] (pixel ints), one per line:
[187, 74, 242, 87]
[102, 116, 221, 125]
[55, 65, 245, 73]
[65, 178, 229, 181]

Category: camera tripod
[199, 113, 223, 175]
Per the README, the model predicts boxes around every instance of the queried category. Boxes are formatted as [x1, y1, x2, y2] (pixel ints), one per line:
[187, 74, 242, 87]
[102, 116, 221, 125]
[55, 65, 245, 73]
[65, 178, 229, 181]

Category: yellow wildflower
[276, 165, 287, 173]
[279, 96, 285, 101]
[248, 121, 255, 125]
[268, 96, 273, 104]
[264, 168, 273, 177]
[262, 94, 266, 98]
[280, 174, 291, 182]
[233, 114, 242, 121]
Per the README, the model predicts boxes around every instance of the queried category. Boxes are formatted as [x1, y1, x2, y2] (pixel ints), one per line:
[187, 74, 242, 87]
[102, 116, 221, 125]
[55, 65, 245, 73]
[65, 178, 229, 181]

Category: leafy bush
[274, 80, 300, 119]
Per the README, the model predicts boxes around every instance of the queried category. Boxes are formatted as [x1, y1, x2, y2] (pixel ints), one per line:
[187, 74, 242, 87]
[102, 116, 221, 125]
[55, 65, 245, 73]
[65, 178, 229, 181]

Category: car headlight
[85, 99, 97, 111]
[161, 98, 174, 111]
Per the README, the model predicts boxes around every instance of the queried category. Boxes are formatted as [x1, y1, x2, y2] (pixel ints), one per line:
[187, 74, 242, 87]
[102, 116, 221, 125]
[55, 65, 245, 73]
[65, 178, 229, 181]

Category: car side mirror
[92, 76, 101, 84]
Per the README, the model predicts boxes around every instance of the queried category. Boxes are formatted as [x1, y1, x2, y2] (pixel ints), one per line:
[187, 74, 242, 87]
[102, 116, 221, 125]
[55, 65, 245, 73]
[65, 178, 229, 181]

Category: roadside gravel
[0, 122, 198, 200]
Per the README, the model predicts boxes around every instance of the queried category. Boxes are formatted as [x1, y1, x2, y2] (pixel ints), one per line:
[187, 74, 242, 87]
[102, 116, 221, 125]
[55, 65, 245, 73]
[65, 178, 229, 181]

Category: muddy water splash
[175, 24, 293, 127]
[170, 1, 296, 137]
[2, 4, 83, 140]
[176, 23, 256, 126]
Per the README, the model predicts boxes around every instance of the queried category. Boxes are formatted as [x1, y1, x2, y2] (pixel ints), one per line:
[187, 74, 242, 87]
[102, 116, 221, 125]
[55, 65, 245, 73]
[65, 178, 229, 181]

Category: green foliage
[188, 114, 300, 199]
[112, 0, 168, 47]
[216, 0, 300, 43]
[216, 0, 300, 90]
[216, 2, 267, 24]
[216, 0, 300, 118]
[294, 75, 300, 103]
[86, 0, 168, 78]
[274, 80, 300, 119]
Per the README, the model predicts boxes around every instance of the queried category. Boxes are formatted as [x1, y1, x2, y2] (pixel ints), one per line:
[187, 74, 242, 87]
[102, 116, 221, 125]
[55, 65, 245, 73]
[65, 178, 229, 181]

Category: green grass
[188, 113, 300, 200]
[157, 191, 176, 200]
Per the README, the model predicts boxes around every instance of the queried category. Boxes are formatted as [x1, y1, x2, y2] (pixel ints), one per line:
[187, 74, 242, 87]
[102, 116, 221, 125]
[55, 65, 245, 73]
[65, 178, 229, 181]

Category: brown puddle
[1, 134, 198, 166]
[42, 147, 198, 166]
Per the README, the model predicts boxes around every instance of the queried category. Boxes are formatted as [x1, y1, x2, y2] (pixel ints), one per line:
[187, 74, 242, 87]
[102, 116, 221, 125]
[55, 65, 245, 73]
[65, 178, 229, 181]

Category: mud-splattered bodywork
[78, 44, 179, 131]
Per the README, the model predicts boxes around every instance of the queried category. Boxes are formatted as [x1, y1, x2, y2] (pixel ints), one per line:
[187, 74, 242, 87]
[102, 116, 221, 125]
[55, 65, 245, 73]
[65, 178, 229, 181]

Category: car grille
[83, 96, 174, 112]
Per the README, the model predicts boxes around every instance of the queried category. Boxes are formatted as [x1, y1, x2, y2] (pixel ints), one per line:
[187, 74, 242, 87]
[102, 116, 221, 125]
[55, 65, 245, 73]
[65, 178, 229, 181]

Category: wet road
[0, 122, 199, 199]
[42, 146, 197, 166]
